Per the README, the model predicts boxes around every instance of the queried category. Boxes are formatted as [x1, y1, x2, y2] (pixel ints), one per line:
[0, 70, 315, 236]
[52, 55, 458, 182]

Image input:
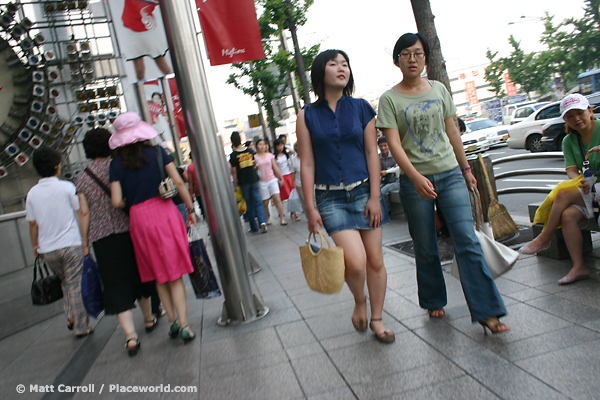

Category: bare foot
[351, 299, 368, 332]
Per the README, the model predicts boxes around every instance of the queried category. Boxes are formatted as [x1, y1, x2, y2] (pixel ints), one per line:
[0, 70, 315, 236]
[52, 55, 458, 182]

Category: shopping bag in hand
[82, 254, 104, 318]
[188, 228, 221, 299]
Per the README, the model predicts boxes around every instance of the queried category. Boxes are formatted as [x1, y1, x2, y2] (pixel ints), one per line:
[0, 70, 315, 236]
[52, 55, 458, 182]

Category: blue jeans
[380, 179, 400, 212]
[240, 182, 267, 231]
[400, 167, 506, 322]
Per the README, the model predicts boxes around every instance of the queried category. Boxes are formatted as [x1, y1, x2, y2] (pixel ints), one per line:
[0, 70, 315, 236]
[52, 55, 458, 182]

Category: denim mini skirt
[315, 180, 390, 235]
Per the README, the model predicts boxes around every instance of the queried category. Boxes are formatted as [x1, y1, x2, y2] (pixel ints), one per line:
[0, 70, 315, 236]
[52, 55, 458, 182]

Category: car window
[535, 104, 560, 121]
[515, 108, 531, 118]
[467, 120, 497, 131]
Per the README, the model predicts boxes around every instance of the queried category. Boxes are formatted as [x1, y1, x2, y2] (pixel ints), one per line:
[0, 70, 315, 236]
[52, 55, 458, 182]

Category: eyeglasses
[399, 52, 425, 60]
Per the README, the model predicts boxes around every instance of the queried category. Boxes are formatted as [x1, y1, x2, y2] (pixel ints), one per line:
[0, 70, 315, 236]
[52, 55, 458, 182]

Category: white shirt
[289, 154, 301, 187]
[276, 154, 292, 175]
[26, 177, 82, 253]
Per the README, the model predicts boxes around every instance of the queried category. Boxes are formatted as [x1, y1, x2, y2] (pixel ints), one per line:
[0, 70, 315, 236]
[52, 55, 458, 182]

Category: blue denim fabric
[315, 181, 389, 235]
[240, 182, 267, 231]
[380, 179, 400, 212]
[400, 167, 506, 322]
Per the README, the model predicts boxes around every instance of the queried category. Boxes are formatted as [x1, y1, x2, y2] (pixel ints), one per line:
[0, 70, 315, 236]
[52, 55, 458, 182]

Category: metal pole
[278, 33, 300, 115]
[158, 0, 268, 325]
[159, 76, 183, 165]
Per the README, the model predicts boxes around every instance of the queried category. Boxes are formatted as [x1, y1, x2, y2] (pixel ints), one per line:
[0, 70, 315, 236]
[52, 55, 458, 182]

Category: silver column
[158, 0, 268, 325]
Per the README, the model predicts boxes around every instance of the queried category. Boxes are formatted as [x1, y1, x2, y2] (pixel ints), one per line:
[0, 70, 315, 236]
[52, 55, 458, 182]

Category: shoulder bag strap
[83, 167, 110, 196]
[576, 133, 587, 162]
[156, 146, 166, 180]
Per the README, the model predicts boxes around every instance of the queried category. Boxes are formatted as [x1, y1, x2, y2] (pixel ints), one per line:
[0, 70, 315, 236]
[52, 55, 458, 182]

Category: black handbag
[31, 256, 63, 305]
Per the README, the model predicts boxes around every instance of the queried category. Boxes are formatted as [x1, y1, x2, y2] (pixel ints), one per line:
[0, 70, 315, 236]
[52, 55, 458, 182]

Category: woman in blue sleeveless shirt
[296, 50, 394, 343]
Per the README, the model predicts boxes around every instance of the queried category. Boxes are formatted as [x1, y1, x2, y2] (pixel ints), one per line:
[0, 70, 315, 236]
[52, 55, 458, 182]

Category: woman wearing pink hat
[520, 93, 599, 285]
[109, 112, 197, 343]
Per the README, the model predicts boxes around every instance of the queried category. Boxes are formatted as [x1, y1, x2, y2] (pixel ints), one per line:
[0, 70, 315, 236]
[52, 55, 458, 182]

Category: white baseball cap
[560, 93, 590, 118]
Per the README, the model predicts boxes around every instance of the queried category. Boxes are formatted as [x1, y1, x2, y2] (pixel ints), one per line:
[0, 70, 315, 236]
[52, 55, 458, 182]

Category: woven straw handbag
[299, 230, 345, 294]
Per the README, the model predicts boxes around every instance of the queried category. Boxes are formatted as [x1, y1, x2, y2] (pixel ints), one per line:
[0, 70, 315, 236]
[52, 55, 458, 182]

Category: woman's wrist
[307, 206, 317, 214]
[461, 166, 472, 174]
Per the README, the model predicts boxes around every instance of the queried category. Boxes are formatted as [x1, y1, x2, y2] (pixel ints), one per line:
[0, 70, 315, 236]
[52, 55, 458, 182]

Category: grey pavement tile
[471, 362, 569, 400]
[327, 331, 448, 385]
[484, 325, 600, 362]
[451, 348, 510, 375]
[300, 299, 354, 319]
[199, 362, 304, 400]
[277, 270, 314, 292]
[382, 292, 427, 321]
[320, 331, 374, 352]
[581, 319, 600, 333]
[200, 328, 284, 366]
[504, 288, 551, 302]
[286, 342, 325, 360]
[253, 276, 286, 297]
[307, 386, 357, 400]
[413, 323, 487, 358]
[526, 294, 600, 324]
[391, 375, 501, 400]
[555, 281, 600, 310]
[288, 288, 351, 314]
[262, 291, 297, 310]
[386, 270, 419, 291]
[290, 352, 348, 396]
[305, 306, 361, 341]
[276, 320, 317, 349]
[449, 302, 572, 344]
[501, 262, 570, 288]
[493, 276, 531, 295]
[201, 350, 290, 380]
[351, 358, 464, 399]
[515, 340, 600, 400]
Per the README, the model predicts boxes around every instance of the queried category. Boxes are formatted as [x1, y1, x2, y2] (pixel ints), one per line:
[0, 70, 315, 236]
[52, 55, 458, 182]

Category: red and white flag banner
[196, 0, 265, 66]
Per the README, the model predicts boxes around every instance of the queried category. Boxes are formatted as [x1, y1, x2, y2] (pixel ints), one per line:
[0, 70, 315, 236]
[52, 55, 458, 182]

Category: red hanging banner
[196, 0, 265, 66]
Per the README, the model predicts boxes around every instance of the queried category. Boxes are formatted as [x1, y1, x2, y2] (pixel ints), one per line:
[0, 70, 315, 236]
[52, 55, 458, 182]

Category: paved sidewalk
[1, 215, 600, 400]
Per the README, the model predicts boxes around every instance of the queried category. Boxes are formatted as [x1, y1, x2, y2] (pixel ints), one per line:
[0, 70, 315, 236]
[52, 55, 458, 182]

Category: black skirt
[93, 232, 155, 315]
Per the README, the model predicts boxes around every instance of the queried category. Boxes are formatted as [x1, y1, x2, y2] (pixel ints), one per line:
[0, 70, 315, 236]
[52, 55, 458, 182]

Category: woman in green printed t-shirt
[376, 32, 509, 335]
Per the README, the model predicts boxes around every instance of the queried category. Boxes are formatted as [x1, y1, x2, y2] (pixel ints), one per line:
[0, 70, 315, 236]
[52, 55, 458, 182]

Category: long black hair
[273, 138, 289, 159]
[310, 49, 354, 105]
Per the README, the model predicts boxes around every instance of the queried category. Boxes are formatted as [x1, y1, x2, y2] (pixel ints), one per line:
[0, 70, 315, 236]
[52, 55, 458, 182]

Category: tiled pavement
[1, 213, 600, 400]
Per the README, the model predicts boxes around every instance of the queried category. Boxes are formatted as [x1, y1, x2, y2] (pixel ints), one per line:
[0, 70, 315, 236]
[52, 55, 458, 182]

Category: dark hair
[82, 128, 112, 159]
[244, 140, 253, 147]
[393, 33, 429, 66]
[114, 141, 151, 169]
[377, 136, 387, 145]
[310, 49, 355, 105]
[231, 131, 242, 147]
[33, 146, 62, 177]
[278, 134, 287, 140]
[273, 138, 289, 159]
[151, 92, 162, 101]
[457, 117, 466, 133]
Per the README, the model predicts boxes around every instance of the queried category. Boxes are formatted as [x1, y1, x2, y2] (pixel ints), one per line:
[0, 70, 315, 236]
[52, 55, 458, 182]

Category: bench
[388, 189, 404, 217]
[527, 201, 598, 259]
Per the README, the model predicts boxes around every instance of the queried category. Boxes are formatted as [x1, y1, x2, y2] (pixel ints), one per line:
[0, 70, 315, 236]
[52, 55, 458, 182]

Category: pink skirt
[279, 174, 293, 200]
[129, 197, 193, 284]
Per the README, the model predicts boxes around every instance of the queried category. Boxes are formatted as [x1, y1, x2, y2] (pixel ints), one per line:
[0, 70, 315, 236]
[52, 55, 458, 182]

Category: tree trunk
[284, 0, 311, 105]
[410, 0, 452, 96]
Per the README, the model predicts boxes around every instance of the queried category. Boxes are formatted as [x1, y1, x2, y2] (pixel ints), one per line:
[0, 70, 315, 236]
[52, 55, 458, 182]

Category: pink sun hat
[560, 93, 590, 118]
[108, 112, 157, 149]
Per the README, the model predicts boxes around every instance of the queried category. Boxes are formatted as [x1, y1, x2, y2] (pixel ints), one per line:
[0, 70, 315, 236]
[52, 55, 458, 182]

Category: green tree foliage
[227, 0, 319, 138]
[484, 0, 600, 98]
[484, 49, 506, 98]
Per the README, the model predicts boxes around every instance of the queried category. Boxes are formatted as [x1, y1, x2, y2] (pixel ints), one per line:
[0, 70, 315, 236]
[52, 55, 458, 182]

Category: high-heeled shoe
[479, 318, 510, 335]
[125, 338, 140, 357]
[145, 316, 158, 333]
[169, 320, 180, 339]
[179, 324, 196, 344]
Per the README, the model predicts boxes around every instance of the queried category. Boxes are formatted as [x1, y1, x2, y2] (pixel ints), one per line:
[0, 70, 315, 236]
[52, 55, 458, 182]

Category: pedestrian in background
[230, 131, 268, 233]
[109, 112, 197, 344]
[76, 128, 156, 356]
[26, 146, 92, 337]
[297, 49, 394, 343]
[255, 137, 287, 225]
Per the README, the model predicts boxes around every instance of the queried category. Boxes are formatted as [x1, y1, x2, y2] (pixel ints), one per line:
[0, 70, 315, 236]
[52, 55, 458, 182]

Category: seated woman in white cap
[519, 94, 600, 285]
[108, 112, 197, 343]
